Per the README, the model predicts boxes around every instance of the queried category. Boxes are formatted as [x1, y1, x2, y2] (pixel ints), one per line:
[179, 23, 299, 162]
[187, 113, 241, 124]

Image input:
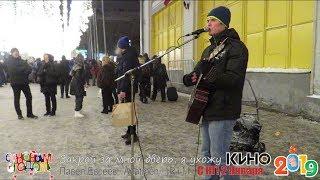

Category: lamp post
[101, 0, 107, 56]
[94, 8, 99, 60]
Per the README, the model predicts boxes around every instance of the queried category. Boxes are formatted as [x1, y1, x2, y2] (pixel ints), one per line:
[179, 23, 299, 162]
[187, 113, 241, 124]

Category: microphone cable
[177, 35, 185, 47]
[133, 101, 148, 180]
[194, 124, 201, 180]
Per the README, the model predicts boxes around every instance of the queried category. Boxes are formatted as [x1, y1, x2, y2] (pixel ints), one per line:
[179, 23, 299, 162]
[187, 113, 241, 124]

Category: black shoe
[49, 111, 56, 116]
[60, 95, 64, 98]
[44, 112, 51, 116]
[161, 99, 166, 102]
[125, 134, 138, 145]
[18, 115, 24, 120]
[151, 98, 155, 101]
[66, 95, 70, 98]
[121, 133, 129, 139]
[101, 108, 109, 114]
[108, 106, 113, 112]
[27, 114, 38, 119]
[142, 98, 148, 104]
[101, 110, 108, 114]
[125, 139, 131, 145]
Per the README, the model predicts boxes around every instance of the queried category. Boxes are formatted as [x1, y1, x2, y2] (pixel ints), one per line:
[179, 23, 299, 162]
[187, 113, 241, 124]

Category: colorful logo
[274, 153, 318, 177]
[5, 150, 53, 178]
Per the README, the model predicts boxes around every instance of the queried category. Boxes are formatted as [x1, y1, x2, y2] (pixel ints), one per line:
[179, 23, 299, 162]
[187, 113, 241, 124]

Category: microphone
[185, 27, 209, 36]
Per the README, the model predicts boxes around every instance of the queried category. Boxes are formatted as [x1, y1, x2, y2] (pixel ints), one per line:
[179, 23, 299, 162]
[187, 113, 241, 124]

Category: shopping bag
[111, 102, 137, 127]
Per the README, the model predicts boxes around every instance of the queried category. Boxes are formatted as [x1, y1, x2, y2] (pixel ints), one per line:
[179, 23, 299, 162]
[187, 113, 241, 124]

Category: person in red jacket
[90, 59, 101, 86]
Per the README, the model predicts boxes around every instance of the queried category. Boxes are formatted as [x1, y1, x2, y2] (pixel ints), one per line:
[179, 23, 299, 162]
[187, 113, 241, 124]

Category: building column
[313, 0, 320, 94]
[182, 0, 195, 61]
[141, 0, 151, 55]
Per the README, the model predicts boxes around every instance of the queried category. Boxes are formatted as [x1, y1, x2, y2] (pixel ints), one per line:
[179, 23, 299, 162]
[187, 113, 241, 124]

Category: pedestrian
[70, 57, 75, 69]
[70, 54, 87, 118]
[138, 55, 151, 104]
[90, 59, 100, 86]
[32, 58, 42, 83]
[37, 54, 58, 116]
[59, 55, 71, 98]
[84, 59, 92, 86]
[6, 48, 38, 119]
[97, 56, 116, 114]
[0, 60, 6, 87]
[151, 56, 169, 102]
[183, 6, 248, 180]
[3, 58, 8, 85]
[115, 36, 139, 145]
[143, 53, 152, 98]
[28, 58, 36, 83]
[110, 60, 119, 105]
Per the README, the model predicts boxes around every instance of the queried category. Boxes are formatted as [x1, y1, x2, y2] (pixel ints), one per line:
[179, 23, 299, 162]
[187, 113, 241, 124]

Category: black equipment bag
[167, 82, 178, 101]
[230, 79, 265, 153]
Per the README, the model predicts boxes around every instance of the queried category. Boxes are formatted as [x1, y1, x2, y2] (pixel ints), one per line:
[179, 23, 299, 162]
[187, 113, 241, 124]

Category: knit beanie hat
[207, 6, 231, 28]
[117, 36, 130, 49]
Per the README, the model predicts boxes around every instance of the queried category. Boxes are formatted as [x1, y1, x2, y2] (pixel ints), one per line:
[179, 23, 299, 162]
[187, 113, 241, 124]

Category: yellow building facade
[151, 1, 183, 67]
[143, 0, 320, 119]
[151, 0, 315, 70]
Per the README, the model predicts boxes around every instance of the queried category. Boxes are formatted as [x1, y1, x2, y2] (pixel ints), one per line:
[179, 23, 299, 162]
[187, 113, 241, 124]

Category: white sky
[0, 1, 93, 60]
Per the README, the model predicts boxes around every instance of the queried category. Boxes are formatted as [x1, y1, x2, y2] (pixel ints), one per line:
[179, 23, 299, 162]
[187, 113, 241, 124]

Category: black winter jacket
[97, 63, 116, 89]
[6, 56, 32, 85]
[153, 63, 169, 89]
[38, 61, 59, 94]
[136, 63, 151, 85]
[58, 59, 71, 84]
[115, 47, 139, 93]
[70, 68, 86, 97]
[183, 28, 248, 121]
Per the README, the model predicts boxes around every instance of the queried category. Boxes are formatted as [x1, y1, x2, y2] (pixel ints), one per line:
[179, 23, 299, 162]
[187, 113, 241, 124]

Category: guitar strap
[204, 38, 229, 83]
[208, 38, 228, 60]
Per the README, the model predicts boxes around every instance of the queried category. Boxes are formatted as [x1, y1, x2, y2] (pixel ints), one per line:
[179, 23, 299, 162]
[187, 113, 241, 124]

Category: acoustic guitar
[186, 38, 228, 124]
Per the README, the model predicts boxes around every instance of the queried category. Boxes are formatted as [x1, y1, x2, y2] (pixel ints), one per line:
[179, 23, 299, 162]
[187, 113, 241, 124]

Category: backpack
[167, 85, 178, 101]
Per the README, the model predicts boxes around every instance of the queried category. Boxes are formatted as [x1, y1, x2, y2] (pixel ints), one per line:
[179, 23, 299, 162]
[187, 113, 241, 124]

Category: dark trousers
[112, 88, 119, 104]
[11, 84, 33, 116]
[92, 75, 96, 86]
[85, 78, 90, 85]
[60, 80, 70, 97]
[126, 125, 137, 135]
[152, 86, 166, 100]
[102, 88, 113, 111]
[75, 95, 83, 111]
[0, 72, 5, 86]
[44, 93, 56, 113]
[139, 83, 147, 99]
[146, 83, 151, 98]
[121, 91, 136, 135]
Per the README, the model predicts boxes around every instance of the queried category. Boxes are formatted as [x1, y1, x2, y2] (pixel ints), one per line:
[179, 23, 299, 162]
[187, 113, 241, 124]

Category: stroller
[230, 79, 265, 153]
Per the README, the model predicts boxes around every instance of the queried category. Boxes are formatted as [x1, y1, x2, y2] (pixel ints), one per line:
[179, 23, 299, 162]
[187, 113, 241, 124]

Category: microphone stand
[115, 34, 200, 180]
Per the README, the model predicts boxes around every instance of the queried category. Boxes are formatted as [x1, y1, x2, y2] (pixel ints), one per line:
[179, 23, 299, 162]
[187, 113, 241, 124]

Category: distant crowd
[0, 36, 170, 145]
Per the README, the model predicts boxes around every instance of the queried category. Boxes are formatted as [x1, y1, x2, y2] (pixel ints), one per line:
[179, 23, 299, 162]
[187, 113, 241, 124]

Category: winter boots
[74, 111, 84, 118]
